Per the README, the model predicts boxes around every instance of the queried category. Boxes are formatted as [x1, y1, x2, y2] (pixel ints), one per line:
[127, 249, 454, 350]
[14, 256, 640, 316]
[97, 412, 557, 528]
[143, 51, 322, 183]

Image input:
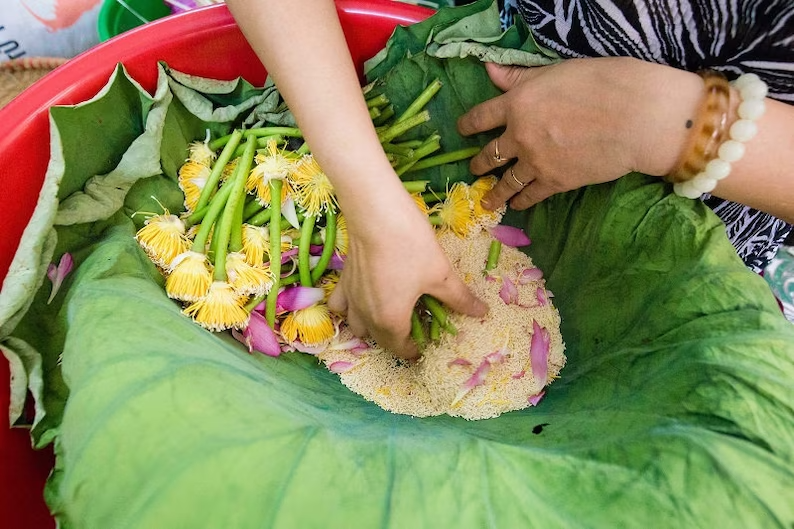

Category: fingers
[469, 136, 514, 176]
[457, 95, 507, 137]
[510, 180, 555, 210]
[369, 314, 418, 360]
[432, 277, 488, 320]
[481, 164, 533, 210]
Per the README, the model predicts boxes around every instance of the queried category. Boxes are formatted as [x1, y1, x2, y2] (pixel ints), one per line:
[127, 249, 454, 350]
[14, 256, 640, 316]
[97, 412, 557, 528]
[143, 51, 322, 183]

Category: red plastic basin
[0, 2, 431, 527]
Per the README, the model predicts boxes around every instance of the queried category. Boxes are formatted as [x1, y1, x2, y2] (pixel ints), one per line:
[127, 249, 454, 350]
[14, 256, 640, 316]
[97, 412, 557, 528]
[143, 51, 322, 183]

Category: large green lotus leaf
[0, 1, 792, 527]
[41, 175, 794, 529]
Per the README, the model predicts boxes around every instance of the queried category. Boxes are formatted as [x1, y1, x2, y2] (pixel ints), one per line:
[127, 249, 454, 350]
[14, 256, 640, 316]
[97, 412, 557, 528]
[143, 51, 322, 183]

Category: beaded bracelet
[672, 72, 768, 199]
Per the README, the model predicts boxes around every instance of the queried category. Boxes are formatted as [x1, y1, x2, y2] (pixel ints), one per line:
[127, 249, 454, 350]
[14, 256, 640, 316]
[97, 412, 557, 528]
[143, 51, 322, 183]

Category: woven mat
[0, 57, 68, 109]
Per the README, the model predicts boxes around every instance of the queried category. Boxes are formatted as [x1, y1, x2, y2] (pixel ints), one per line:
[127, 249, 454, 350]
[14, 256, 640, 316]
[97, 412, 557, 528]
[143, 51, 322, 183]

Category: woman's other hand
[457, 57, 703, 210]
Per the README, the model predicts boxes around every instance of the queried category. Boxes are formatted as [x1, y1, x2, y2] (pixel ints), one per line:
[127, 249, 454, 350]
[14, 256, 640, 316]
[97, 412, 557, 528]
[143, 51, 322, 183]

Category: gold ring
[510, 167, 526, 187]
[493, 139, 503, 163]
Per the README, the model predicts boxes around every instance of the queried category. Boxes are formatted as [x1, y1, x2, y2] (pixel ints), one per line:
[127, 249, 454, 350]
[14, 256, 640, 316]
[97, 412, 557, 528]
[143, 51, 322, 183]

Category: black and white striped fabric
[501, 0, 793, 272]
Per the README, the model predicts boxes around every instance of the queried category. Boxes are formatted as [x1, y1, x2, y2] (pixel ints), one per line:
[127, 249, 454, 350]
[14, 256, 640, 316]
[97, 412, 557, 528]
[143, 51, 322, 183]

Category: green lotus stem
[402, 180, 429, 194]
[428, 215, 443, 226]
[210, 127, 302, 150]
[213, 136, 256, 281]
[396, 78, 442, 124]
[195, 129, 243, 212]
[298, 214, 317, 287]
[372, 105, 395, 126]
[429, 316, 441, 341]
[297, 141, 311, 155]
[310, 208, 337, 283]
[421, 190, 446, 204]
[243, 199, 264, 220]
[411, 311, 427, 347]
[405, 146, 481, 173]
[184, 203, 210, 227]
[485, 240, 502, 273]
[422, 295, 457, 335]
[232, 135, 282, 158]
[247, 207, 271, 226]
[366, 93, 389, 109]
[369, 107, 381, 120]
[296, 232, 323, 247]
[265, 179, 284, 327]
[395, 136, 441, 176]
[190, 179, 235, 252]
[281, 273, 300, 287]
[229, 140, 257, 253]
[382, 142, 415, 157]
[377, 110, 430, 144]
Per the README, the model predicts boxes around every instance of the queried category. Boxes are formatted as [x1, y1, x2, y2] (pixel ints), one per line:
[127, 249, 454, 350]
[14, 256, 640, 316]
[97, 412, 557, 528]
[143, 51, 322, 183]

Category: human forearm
[711, 95, 794, 224]
[224, 0, 408, 225]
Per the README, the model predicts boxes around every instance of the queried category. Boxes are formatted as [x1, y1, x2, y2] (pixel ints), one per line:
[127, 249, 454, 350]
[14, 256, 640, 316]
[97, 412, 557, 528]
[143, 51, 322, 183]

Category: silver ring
[493, 139, 503, 163]
[510, 167, 526, 187]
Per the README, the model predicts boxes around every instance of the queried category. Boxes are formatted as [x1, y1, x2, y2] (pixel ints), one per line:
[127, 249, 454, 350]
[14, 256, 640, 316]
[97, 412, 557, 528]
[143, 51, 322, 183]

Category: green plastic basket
[97, 0, 172, 41]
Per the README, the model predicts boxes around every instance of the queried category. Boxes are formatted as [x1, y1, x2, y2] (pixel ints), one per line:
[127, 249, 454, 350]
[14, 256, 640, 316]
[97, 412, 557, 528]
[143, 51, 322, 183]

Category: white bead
[738, 99, 766, 120]
[733, 73, 761, 90]
[705, 157, 733, 180]
[740, 80, 768, 101]
[717, 140, 745, 163]
[691, 174, 718, 193]
[674, 182, 704, 199]
[729, 119, 758, 142]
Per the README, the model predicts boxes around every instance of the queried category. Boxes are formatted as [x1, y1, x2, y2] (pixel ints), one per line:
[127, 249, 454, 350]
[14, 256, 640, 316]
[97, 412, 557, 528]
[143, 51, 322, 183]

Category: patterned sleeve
[504, 0, 794, 272]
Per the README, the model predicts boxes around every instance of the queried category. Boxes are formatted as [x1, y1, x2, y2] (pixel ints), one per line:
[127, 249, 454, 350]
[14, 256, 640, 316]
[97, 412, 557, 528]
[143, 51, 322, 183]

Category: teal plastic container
[97, 0, 172, 41]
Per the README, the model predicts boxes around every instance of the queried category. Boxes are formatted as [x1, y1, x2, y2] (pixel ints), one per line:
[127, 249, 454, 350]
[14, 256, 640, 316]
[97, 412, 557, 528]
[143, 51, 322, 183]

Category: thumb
[433, 278, 488, 320]
[485, 62, 530, 92]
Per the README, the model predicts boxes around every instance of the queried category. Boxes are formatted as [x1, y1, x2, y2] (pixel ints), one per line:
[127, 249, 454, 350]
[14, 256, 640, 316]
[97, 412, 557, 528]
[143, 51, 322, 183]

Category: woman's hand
[328, 184, 488, 359]
[457, 57, 703, 210]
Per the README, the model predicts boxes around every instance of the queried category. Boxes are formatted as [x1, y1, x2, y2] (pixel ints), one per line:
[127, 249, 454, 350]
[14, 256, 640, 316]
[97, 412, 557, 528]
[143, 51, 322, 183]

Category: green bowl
[97, 0, 172, 41]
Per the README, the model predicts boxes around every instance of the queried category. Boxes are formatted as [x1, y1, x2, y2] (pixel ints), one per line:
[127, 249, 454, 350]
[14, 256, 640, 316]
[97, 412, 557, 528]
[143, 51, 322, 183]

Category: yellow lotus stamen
[221, 158, 240, 183]
[334, 213, 348, 256]
[241, 224, 269, 266]
[246, 140, 294, 205]
[187, 139, 217, 167]
[470, 176, 503, 227]
[411, 192, 430, 216]
[165, 250, 213, 302]
[178, 161, 212, 212]
[318, 271, 340, 301]
[135, 213, 190, 269]
[280, 303, 335, 346]
[439, 182, 476, 237]
[291, 154, 338, 216]
[183, 281, 250, 332]
[225, 252, 273, 296]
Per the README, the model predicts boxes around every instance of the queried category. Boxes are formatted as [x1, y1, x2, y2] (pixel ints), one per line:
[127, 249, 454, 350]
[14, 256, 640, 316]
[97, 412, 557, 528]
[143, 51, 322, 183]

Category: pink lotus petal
[329, 361, 355, 374]
[489, 225, 531, 247]
[447, 358, 472, 367]
[293, 341, 327, 356]
[536, 287, 548, 306]
[451, 346, 506, 406]
[278, 286, 324, 312]
[512, 370, 526, 379]
[518, 267, 543, 284]
[333, 337, 370, 355]
[243, 311, 282, 357]
[327, 252, 345, 270]
[485, 274, 496, 282]
[309, 244, 325, 255]
[47, 253, 74, 304]
[281, 247, 299, 265]
[499, 275, 519, 305]
[528, 390, 546, 406]
[530, 321, 550, 384]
